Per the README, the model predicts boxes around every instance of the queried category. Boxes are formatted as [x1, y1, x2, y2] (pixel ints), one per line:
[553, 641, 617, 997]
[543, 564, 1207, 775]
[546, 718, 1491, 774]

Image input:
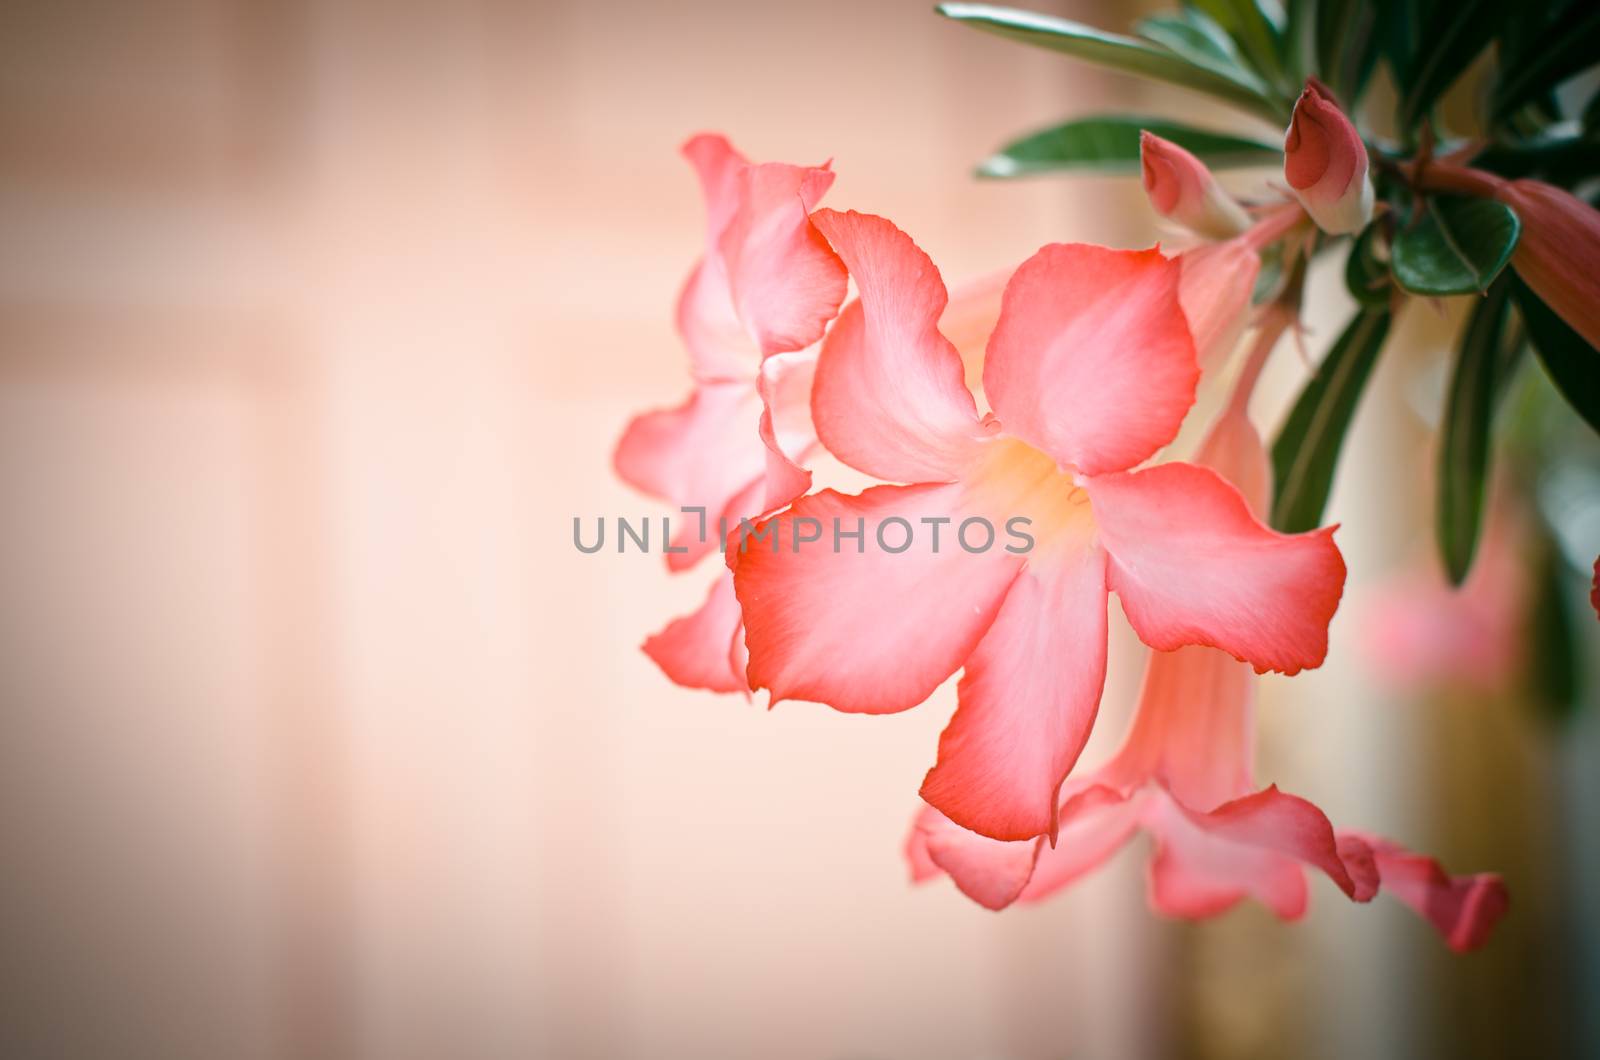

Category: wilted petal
[732, 483, 1024, 712]
[809, 210, 993, 483]
[983, 244, 1198, 476]
[1088, 461, 1346, 674]
[642, 574, 747, 694]
[921, 546, 1110, 842]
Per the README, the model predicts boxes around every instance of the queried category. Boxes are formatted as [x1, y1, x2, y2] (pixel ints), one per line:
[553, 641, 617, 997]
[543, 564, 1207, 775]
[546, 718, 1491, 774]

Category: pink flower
[614, 134, 848, 691]
[730, 210, 1346, 842]
[1140, 131, 1252, 240]
[1284, 79, 1373, 235]
[1494, 178, 1600, 351]
[907, 410, 1509, 952]
[1359, 507, 1527, 694]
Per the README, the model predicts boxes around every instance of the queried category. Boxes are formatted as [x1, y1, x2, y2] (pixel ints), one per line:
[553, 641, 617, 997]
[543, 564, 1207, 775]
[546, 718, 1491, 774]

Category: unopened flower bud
[1284, 80, 1373, 235]
[1494, 178, 1600, 351]
[1140, 131, 1252, 239]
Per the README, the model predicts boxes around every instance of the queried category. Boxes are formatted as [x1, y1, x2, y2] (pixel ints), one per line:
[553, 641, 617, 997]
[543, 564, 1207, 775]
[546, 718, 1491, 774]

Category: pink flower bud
[1140, 131, 1251, 239]
[1284, 80, 1373, 235]
[1494, 178, 1600, 351]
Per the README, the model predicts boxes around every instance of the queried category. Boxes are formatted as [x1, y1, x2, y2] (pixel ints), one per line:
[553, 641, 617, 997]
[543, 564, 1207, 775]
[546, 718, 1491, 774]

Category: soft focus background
[1, 1, 1597, 1058]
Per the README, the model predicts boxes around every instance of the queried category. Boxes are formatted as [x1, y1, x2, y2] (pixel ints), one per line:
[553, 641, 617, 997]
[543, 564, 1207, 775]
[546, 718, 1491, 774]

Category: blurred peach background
[2, 1, 1597, 1058]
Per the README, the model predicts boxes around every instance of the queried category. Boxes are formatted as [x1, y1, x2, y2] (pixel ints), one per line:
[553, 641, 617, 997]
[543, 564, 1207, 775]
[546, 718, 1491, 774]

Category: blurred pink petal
[1359, 506, 1525, 692]
[909, 802, 1043, 910]
[1346, 833, 1510, 953]
[620, 135, 848, 693]
[677, 134, 847, 379]
[1178, 238, 1260, 369]
[1495, 178, 1600, 351]
[613, 382, 769, 571]
[642, 574, 747, 694]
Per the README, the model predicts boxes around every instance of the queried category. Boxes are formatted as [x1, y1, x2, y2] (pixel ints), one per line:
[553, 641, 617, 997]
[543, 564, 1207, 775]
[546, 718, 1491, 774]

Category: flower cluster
[613, 115, 1510, 950]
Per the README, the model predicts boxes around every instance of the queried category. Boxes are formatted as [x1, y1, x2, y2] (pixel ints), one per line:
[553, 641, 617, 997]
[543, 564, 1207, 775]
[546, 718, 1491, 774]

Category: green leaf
[1469, 127, 1600, 184]
[1184, 0, 1286, 89]
[1135, 14, 1262, 89]
[1527, 536, 1581, 719]
[1398, 0, 1498, 129]
[1344, 222, 1391, 305]
[1512, 274, 1600, 433]
[1436, 279, 1512, 584]
[1270, 307, 1392, 532]
[1374, 0, 1424, 98]
[935, 3, 1285, 122]
[1493, 2, 1600, 121]
[976, 115, 1282, 178]
[1314, 0, 1373, 102]
[1391, 196, 1521, 296]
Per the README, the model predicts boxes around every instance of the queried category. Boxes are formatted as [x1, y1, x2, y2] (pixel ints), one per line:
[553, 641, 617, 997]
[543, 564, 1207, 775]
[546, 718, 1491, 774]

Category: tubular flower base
[906, 411, 1508, 952]
[731, 210, 1346, 843]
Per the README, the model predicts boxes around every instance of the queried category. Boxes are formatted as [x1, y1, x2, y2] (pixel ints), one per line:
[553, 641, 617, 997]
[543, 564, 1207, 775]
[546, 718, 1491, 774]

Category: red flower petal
[732, 483, 1024, 712]
[920, 549, 1110, 842]
[1088, 461, 1346, 674]
[808, 210, 992, 483]
[983, 244, 1198, 476]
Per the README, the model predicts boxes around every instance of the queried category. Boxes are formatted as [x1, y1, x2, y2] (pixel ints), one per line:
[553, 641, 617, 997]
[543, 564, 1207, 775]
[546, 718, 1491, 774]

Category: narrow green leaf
[1374, 0, 1424, 97]
[1512, 274, 1600, 433]
[1314, 0, 1372, 102]
[1436, 280, 1512, 584]
[1270, 308, 1392, 532]
[1185, 0, 1286, 89]
[1392, 196, 1521, 296]
[1344, 222, 1391, 305]
[935, 3, 1284, 122]
[1527, 537, 1581, 719]
[1398, 0, 1498, 129]
[1493, 2, 1600, 121]
[976, 115, 1281, 178]
[1135, 14, 1263, 91]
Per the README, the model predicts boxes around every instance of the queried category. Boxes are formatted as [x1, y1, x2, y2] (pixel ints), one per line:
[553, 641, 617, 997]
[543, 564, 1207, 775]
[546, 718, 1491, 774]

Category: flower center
[962, 437, 1095, 565]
